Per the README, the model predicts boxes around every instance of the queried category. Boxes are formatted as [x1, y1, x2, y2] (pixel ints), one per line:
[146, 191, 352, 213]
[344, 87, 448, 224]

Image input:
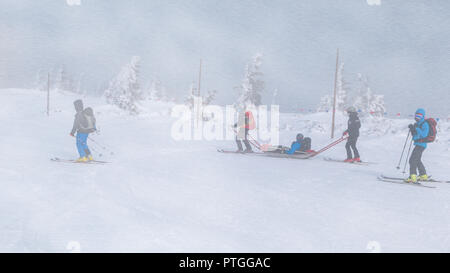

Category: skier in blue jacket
[406, 108, 429, 183]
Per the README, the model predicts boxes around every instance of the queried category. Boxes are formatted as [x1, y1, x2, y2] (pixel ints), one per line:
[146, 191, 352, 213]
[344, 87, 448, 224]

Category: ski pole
[396, 131, 411, 170]
[402, 138, 413, 174]
[88, 136, 112, 150]
[88, 137, 115, 155]
[87, 144, 103, 157]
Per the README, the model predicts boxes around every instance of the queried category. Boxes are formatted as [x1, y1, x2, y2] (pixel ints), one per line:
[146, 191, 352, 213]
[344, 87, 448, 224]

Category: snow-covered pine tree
[317, 63, 349, 112]
[147, 78, 166, 101]
[353, 74, 368, 113]
[54, 65, 75, 92]
[353, 73, 386, 117]
[184, 83, 217, 109]
[54, 66, 64, 91]
[235, 53, 265, 109]
[203, 90, 217, 106]
[129, 56, 143, 100]
[368, 93, 386, 117]
[317, 94, 333, 112]
[75, 73, 85, 95]
[184, 82, 197, 110]
[104, 56, 142, 114]
[336, 63, 349, 112]
[34, 69, 48, 91]
[184, 83, 218, 121]
[201, 89, 217, 121]
[271, 89, 278, 105]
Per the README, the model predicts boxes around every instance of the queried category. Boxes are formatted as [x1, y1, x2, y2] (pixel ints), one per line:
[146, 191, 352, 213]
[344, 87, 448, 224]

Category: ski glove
[408, 124, 416, 135]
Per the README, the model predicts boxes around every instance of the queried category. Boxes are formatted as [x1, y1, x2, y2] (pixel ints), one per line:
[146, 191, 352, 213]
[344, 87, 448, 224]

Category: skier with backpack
[233, 110, 256, 153]
[405, 108, 437, 183]
[70, 99, 97, 162]
[343, 106, 361, 163]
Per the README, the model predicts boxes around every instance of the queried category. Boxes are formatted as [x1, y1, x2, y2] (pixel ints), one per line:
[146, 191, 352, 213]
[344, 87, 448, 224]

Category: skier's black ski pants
[345, 136, 360, 159]
[236, 128, 252, 151]
[409, 145, 426, 176]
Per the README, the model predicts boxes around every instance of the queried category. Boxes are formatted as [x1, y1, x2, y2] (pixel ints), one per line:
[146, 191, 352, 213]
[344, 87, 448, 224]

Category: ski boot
[344, 158, 353, 163]
[405, 174, 417, 183]
[418, 174, 429, 182]
[244, 149, 253, 153]
[353, 157, 362, 163]
[87, 155, 94, 161]
[76, 157, 88, 163]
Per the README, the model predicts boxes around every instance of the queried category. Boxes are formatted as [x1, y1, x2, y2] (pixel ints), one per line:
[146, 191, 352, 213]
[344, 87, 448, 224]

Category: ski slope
[0, 89, 449, 252]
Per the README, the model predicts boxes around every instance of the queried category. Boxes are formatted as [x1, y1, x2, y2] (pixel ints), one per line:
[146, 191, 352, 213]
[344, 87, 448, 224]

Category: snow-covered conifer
[317, 95, 333, 112]
[353, 73, 386, 117]
[148, 78, 166, 101]
[34, 69, 48, 91]
[235, 53, 264, 109]
[104, 56, 142, 114]
[317, 63, 349, 112]
[54, 65, 75, 92]
[336, 63, 350, 112]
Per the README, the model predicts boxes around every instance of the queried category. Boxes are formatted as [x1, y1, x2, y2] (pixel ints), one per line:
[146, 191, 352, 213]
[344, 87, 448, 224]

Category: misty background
[0, 0, 449, 116]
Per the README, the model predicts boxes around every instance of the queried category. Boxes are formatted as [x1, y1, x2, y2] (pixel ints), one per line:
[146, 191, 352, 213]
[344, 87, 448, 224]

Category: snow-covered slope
[1, 89, 449, 252]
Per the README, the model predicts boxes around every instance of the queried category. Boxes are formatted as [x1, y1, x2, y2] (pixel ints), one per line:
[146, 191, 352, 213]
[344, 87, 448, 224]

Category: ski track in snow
[0, 89, 449, 252]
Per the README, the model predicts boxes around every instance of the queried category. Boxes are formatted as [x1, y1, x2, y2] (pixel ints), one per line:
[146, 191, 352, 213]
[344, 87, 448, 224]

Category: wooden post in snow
[331, 49, 339, 139]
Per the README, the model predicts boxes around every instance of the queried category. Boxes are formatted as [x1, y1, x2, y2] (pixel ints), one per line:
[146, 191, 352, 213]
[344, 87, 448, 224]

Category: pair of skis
[50, 157, 110, 164]
[323, 157, 374, 165]
[378, 175, 449, 188]
[217, 149, 312, 159]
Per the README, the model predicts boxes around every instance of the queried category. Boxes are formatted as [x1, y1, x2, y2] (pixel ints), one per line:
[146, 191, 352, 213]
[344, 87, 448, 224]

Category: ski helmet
[296, 133, 304, 142]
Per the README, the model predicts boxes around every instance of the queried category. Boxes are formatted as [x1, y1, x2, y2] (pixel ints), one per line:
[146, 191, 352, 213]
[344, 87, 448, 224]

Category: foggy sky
[0, 0, 449, 116]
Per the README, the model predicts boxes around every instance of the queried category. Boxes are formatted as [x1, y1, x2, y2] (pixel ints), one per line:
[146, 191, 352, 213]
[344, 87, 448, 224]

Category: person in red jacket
[233, 110, 255, 153]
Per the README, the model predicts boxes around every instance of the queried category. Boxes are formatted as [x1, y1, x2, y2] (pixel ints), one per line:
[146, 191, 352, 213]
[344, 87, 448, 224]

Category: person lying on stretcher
[261, 133, 316, 154]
